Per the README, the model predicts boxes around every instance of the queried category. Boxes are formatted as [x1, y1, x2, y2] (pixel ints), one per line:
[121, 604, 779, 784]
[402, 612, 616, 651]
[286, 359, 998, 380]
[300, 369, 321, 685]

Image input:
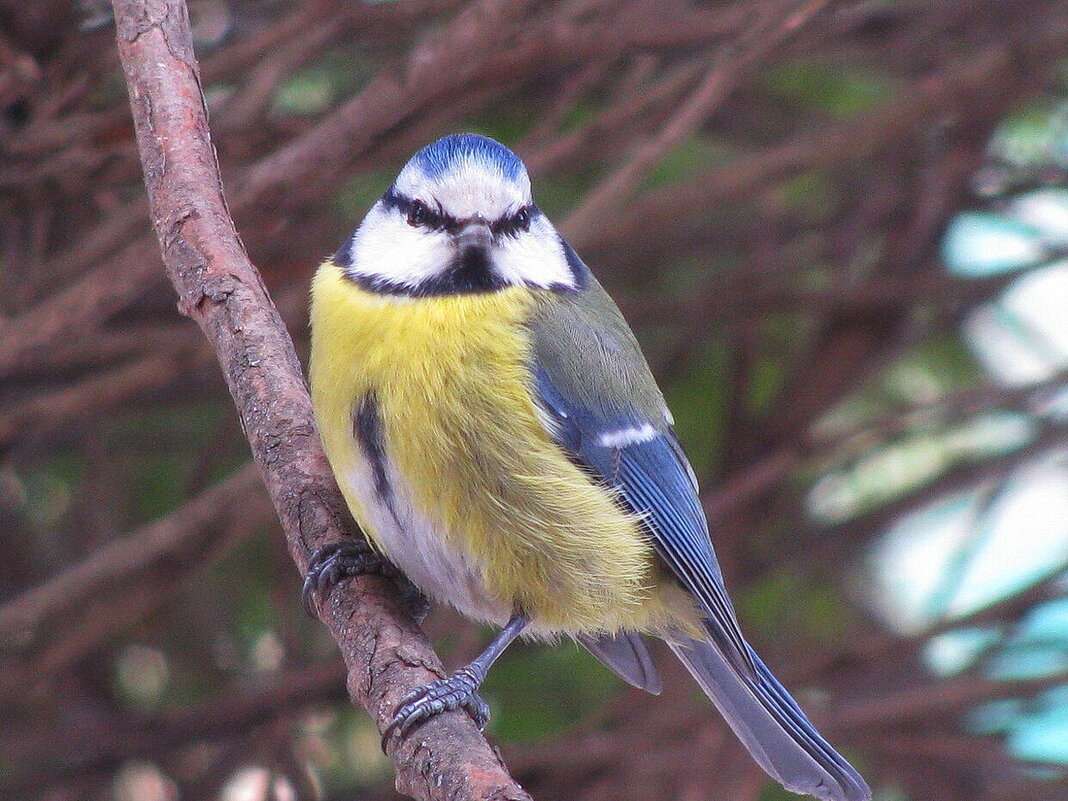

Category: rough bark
[109, 2, 530, 799]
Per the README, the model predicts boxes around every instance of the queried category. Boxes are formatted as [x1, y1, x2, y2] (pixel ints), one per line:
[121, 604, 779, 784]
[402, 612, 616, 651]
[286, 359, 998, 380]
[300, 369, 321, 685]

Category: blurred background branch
[1, 1, 1067, 800]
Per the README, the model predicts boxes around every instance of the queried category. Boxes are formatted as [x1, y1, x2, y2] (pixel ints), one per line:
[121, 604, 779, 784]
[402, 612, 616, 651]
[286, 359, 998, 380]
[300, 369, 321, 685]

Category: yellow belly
[309, 260, 690, 635]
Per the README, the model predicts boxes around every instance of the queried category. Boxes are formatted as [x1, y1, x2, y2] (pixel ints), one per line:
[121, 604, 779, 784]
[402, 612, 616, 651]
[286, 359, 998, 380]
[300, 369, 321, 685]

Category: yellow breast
[309, 260, 685, 635]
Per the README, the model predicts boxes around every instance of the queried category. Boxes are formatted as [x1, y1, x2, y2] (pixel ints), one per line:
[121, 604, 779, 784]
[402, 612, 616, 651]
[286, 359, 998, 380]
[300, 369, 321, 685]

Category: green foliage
[16, 16, 1068, 798]
[816, 335, 985, 446]
[533, 163, 608, 218]
[889, 336, 985, 401]
[741, 569, 853, 643]
[763, 62, 893, 117]
[989, 99, 1068, 168]
[273, 50, 377, 117]
[334, 170, 395, 220]
[131, 453, 191, 522]
[305, 707, 393, 791]
[640, 135, 727, 193]
[558, 98, 603, 132]
[112, 402, 240, 521]
[273, 69, 336, 116]
[20, 451, 82, 527]
[222, 538, 279, 654]
[662, 336, 732, 478]
[464, 116, 532, 153]
[778, 170, 838, 222]
[747, 313, 808, 416]
[481, 641, 621, 742]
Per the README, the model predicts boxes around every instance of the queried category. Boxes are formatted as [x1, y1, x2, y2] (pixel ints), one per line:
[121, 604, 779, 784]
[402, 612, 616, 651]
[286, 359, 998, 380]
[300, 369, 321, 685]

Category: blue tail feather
[667, 637, 871, 801]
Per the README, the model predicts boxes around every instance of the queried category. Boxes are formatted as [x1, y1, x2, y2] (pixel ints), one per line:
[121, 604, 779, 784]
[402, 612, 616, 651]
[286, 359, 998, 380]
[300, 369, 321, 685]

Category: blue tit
[306, 133, 870, 801]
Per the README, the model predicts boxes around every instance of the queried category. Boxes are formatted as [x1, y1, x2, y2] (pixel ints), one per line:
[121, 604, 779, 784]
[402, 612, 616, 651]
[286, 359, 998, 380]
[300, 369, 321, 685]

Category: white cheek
[346, 209, 452, 288]
[493, 220, 576, 289]
[344, 203, 577, 291]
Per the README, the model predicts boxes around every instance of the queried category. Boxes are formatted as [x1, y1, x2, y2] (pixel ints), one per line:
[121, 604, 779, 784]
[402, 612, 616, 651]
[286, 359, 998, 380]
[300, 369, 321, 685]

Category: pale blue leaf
[943, 212, 1047, 277]
[1010, 189, 1068, 247]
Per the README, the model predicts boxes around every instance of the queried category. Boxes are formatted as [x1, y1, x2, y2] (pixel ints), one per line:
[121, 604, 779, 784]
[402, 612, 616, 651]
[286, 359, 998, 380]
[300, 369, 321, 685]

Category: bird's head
[336, 134, 584, 295]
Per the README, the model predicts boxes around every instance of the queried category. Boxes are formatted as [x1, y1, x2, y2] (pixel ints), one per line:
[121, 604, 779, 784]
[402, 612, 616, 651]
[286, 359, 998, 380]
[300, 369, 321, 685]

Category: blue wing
[533, 366, 756, 678]
[526, 277, 870, 801]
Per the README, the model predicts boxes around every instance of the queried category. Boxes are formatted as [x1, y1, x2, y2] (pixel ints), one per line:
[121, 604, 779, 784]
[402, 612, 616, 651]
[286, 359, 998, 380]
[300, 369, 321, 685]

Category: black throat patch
[341, 244, 508, 297]
[439, 245, 508, 295]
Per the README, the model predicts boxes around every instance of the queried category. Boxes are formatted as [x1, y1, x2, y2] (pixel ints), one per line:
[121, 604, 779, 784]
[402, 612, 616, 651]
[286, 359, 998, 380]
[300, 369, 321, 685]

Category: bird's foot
[383, 666, 491, 744]
[302, 540, 428, 621]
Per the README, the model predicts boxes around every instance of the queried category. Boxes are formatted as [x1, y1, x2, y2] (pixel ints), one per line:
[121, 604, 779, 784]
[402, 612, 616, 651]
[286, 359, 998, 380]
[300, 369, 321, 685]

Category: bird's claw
[302, 540, 418, 618]
[382, 666, 491, 746]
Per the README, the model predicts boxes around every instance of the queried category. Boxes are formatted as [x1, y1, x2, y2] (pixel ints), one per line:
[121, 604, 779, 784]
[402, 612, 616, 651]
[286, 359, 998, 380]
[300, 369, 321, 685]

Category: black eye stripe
[383, 189, 454, 231]
[381, 189, 536, 237]
[492, 204, 537, 237]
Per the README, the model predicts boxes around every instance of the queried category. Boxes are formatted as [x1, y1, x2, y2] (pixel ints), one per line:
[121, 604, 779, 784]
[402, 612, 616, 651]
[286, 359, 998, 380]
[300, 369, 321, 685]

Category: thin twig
[108, 2, 530, 799]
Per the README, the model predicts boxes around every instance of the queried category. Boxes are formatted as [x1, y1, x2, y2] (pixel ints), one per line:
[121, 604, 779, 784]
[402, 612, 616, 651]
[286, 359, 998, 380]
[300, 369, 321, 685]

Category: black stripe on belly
[354, 393, 393, 508]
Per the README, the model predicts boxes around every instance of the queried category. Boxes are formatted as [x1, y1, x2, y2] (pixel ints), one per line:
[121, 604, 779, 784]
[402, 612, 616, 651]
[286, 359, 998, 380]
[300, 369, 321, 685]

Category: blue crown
[412, 134, 524, 181]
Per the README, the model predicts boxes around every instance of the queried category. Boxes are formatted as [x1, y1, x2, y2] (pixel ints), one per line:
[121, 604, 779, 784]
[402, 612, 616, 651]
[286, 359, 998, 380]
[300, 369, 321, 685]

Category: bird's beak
[454, 218, 493, 250]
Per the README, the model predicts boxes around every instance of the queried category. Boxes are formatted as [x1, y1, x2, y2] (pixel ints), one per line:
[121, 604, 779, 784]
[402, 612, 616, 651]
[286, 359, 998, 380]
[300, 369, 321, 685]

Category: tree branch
[109, 2, 530, 799]
[562, 0, 840, 237]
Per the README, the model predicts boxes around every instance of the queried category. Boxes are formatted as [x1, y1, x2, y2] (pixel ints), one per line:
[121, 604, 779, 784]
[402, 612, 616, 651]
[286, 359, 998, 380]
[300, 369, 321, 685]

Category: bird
[305, 133, 871, 801]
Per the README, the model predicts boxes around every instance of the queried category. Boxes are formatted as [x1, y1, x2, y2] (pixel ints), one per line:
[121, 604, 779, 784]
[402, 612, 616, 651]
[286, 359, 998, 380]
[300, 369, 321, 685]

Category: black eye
[512, 206, 531, 231]
[407, 200, 429, 227]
